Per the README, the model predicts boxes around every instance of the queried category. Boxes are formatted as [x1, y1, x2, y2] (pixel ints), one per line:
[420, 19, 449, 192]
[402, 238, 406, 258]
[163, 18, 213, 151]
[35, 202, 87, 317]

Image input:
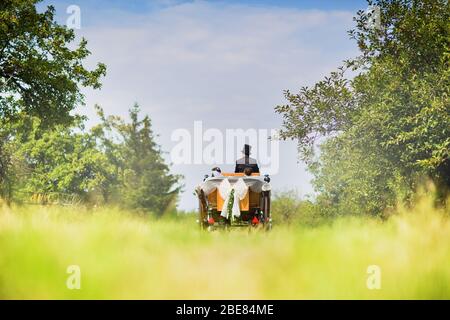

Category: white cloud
[76, 1, 358, 210]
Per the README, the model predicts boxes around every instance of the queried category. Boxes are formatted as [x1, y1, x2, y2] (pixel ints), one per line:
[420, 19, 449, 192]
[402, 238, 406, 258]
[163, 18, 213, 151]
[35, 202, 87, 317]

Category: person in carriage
[235, 144, 260, 174]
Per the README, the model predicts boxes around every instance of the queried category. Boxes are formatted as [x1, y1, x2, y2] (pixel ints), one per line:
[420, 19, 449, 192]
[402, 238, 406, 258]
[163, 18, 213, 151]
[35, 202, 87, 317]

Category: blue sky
[44, 0, 367, 11]
[43, 0, 369, 26]
[39, 0, 367, 210]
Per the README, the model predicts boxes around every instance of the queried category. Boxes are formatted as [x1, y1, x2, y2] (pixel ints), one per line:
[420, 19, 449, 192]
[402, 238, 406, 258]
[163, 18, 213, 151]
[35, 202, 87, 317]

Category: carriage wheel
[262, 190, 272, 231]
[197, 190, 209, 230]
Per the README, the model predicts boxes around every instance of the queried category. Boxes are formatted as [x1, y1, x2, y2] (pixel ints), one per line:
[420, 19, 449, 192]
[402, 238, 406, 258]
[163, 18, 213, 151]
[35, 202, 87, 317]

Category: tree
[94, 104, 182, 215]
[13, 116, 116, 204]
[0, 0, 106, 201]
[275, 0, 449, 215]
[0, 0, 105, 123]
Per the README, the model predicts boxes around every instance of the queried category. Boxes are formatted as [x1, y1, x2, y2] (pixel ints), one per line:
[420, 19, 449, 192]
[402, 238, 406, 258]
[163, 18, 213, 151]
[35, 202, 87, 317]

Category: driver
[235, 144, 260, 174]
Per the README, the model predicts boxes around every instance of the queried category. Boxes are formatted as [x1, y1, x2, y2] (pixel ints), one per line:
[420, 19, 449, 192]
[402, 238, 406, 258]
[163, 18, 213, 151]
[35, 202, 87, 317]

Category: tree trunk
[0, 142, 12, 206]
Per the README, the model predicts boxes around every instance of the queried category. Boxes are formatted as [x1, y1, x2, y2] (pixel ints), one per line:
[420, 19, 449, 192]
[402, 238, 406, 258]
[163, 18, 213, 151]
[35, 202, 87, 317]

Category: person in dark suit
[235, 144, 260, 174]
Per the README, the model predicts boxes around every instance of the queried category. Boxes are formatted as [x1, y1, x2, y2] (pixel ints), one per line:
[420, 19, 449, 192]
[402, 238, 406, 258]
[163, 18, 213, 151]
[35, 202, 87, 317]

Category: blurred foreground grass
[0, 194, 449, 299]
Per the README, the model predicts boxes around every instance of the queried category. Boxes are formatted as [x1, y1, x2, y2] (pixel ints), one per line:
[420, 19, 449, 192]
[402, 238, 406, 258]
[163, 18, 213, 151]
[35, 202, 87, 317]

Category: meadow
[0, 193, 449, 300]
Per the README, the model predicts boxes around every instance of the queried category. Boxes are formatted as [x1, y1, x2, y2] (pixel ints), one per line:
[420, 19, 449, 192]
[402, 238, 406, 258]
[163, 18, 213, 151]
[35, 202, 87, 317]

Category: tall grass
[0, 193, 449, 299]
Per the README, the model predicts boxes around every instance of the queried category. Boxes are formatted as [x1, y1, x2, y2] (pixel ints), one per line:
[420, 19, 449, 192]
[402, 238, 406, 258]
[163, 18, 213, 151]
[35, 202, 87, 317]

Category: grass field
[0, 194, 449, 299]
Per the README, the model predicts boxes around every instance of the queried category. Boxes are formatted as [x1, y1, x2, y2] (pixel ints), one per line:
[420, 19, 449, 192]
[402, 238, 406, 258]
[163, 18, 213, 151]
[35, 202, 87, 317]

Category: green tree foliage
[9, 115, 115, 203]
[94, 104, 182, 215]
[0, 0, 106, 123]
[0, 0, 106, 201]
[275, 0, 449, 215]
[4, 105, 181, 214]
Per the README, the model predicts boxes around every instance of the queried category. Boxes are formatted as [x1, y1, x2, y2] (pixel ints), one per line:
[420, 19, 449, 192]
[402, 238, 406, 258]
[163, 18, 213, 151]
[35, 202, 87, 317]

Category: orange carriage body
[207, 173, 260, 212]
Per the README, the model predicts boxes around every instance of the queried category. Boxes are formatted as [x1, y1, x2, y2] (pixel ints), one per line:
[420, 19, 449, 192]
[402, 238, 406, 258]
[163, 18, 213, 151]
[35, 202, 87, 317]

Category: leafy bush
[271, 190, 332, 227]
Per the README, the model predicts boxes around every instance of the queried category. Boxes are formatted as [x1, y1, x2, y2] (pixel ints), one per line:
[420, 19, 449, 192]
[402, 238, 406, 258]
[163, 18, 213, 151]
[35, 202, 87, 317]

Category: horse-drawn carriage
[195, 172, 272, 230]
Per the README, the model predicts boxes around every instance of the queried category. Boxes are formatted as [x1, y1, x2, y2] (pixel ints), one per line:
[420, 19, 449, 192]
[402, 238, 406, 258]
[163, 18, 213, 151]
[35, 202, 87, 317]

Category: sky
[41, 0, 368, 210]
